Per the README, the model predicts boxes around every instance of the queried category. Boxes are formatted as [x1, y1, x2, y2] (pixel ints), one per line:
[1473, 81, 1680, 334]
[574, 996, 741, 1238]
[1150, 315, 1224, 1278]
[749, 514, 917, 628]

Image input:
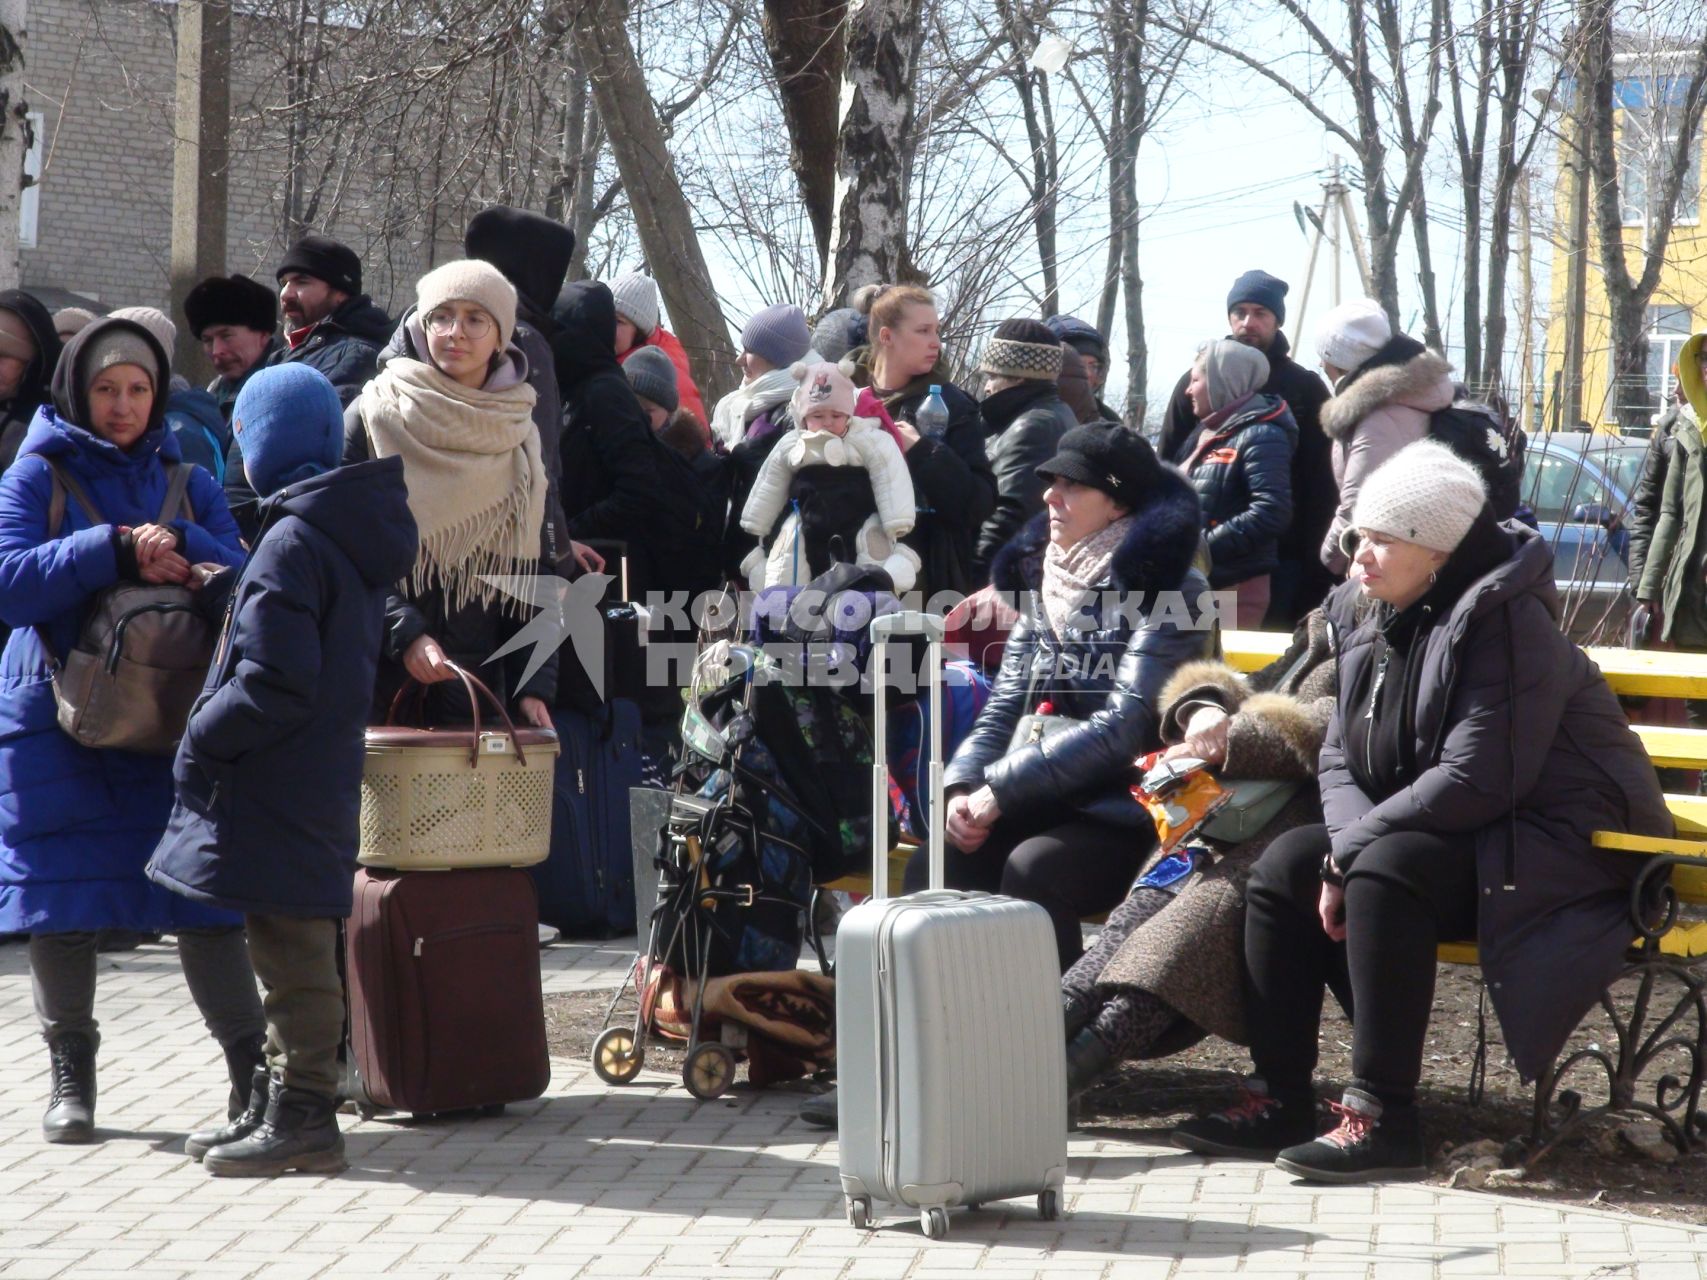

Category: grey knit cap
[624, 344, 679, 413]
[811, 308, 866, 364]
[609, 271, 660, 335]
[740, 304, 811, 369]
[84, 329, 159, 391]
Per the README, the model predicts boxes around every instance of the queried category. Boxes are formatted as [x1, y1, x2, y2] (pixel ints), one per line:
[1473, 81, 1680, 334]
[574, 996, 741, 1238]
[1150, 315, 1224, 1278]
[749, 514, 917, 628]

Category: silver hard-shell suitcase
[837, 613, 1068, 1239]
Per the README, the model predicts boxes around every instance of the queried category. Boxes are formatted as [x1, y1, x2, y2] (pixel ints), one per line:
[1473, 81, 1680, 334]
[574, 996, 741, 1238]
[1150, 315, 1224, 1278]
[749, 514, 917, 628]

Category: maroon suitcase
[347, 867, 550, 1115]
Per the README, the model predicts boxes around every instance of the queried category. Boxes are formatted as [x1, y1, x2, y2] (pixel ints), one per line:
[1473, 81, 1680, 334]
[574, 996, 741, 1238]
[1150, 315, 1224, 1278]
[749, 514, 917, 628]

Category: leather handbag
[35, 459, 214, 756]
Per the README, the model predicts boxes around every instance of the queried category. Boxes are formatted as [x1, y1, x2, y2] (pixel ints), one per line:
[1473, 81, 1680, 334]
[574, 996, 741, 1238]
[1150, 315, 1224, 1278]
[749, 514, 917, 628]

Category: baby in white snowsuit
[739, 362, 920, 592]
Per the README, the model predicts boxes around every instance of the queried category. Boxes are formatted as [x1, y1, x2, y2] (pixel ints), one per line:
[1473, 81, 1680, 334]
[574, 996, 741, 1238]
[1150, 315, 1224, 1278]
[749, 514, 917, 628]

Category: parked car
[1522, 432, 1646, 642]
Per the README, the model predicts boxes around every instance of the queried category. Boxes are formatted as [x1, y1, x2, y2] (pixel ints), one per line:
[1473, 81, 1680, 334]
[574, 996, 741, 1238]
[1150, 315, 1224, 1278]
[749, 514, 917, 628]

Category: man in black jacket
[1158, 270, 1331, 627]
[186, 274, 282, 424]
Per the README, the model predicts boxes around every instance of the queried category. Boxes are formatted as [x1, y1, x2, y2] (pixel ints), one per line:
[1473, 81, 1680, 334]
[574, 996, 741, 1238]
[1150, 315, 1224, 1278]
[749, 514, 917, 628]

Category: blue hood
[257, 457, 417, 588]
[18, 403, 179, 474]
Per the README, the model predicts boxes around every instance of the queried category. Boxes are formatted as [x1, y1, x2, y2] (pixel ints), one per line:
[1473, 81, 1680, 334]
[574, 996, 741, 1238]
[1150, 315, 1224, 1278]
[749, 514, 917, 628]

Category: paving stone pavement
[2, 935, 1706, 1279]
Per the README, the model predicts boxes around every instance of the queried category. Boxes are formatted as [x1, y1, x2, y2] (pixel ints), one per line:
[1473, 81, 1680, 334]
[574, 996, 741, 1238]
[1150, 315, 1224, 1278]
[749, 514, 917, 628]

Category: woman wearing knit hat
[1312, 298, 1454, 577]
[1175, 439, 1670, 1184]
[971, 317, 1077, 578]
[345, 259, 556, 729]
[708, 303, 813, 450]
[1181, 338, 1297, 627]
[604, 270, 709, 427]
[0, 315, 261, 1144]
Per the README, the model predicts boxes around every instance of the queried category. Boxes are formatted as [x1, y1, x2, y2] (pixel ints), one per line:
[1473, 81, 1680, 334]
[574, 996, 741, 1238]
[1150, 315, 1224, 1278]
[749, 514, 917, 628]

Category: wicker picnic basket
[358, 663, 559, 870]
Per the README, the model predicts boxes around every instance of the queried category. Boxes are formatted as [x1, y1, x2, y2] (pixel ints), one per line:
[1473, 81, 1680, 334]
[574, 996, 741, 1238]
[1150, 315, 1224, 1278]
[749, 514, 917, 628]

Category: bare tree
[1580, 0, 1707, 433]
[760, 0, 846, 269]
[0, 0, 28, 289]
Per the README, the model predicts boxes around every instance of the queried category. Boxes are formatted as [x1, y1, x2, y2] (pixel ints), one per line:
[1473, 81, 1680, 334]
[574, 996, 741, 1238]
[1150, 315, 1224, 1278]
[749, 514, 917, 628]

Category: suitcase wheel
[592, 1026, 645, 1085]
[683, 1041, 736, 1100]
[845, 1196, 872, 1230]
[1038, 1189, 1061, 1221]
[921, 1206, 949, 1240]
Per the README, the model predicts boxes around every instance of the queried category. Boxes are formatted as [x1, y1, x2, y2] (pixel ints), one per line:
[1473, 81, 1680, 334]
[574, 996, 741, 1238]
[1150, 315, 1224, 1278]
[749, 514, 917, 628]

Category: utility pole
[169, 0, 230, 385]
[1559, 24, 1591, 430]
[1293, 161, 1373, 342]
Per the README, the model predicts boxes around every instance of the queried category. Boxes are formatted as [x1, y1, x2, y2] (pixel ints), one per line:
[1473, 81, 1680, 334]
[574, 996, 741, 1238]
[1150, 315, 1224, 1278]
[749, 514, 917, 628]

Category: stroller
[590, 630, 882, 1100]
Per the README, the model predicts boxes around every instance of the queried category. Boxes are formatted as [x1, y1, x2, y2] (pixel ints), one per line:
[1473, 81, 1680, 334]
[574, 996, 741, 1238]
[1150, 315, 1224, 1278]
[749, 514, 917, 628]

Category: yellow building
[1544, 56, 1707, 434]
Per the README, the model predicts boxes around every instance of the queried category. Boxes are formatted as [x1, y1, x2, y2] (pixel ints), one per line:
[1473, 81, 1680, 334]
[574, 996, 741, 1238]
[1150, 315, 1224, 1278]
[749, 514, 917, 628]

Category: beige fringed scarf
[1041, 515, 1134, 635]
[358, 357, 544, 614]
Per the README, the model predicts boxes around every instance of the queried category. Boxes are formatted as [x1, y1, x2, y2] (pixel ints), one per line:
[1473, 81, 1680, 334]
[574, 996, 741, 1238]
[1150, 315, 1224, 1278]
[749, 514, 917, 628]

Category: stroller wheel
[592, 1027, 644, 1085]
[684, 1041, 736, 1100]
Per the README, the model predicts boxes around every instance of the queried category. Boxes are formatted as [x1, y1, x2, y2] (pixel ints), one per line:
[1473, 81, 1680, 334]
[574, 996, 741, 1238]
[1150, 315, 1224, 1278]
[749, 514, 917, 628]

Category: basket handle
[386, 660, 530, 769]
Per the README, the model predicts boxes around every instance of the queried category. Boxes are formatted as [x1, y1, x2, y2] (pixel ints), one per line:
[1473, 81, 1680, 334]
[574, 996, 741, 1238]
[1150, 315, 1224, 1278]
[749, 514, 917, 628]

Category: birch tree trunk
[825, 0, 924, 305]
[761, 0, 847, 270]
[570, 0, 737, 402]
[0, 0, 29, 292]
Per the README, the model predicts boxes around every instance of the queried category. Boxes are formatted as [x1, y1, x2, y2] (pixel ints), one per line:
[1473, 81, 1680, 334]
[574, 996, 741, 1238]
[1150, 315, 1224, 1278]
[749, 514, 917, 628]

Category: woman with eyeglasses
[343, 260, 557, 726]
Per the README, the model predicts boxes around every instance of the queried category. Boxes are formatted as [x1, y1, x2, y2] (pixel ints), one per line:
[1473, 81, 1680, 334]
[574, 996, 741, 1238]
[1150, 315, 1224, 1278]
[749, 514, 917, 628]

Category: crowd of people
[0, 206, 1696, 1191]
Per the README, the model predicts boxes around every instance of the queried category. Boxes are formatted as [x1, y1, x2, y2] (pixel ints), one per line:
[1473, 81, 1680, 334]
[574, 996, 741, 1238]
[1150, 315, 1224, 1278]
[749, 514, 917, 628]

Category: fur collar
[1320, 338, 1454, 441]
[991, 464, 1202, 596]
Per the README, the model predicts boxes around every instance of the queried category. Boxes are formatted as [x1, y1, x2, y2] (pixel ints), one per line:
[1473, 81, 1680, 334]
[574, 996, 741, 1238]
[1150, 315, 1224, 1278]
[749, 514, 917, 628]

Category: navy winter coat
[148, 458, 418, 918]
[1181, 393, 1297, 588]
[945, 467, 1212, 825]
[1320, 524, 1671, 1079]
[0, 319, 247, 933]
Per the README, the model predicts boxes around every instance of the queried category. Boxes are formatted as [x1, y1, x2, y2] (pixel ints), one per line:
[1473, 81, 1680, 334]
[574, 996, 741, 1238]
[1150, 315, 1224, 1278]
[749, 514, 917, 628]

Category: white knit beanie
[609, 271, 660, 336]
[416, 259, 518, 348]
[1346, 439, 1487, 555]
[1315, 297, 1391, 375]
[109, 306, 177, 371]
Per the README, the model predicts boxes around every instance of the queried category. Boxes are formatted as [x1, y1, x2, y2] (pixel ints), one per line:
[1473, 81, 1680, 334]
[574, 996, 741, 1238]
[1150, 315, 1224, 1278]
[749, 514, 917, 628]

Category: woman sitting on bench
[1173, 439, 1671, 1184]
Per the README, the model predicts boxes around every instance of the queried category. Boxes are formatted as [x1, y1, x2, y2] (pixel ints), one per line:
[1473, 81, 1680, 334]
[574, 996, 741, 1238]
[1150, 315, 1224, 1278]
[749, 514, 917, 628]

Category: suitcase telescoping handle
[387, 660, 531, 769]
[870, 612, 946, 897]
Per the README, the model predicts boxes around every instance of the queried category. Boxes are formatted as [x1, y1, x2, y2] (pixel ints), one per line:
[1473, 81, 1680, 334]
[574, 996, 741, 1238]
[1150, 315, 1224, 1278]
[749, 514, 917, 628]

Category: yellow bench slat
[1634, 727, 1707, 768]
[821, 848, 914, 897]
[1665, 793, 1707, 836]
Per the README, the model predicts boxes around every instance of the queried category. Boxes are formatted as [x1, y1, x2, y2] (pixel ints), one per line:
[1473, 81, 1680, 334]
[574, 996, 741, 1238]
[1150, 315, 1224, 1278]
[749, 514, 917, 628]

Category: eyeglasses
[423, 308, 494, 340]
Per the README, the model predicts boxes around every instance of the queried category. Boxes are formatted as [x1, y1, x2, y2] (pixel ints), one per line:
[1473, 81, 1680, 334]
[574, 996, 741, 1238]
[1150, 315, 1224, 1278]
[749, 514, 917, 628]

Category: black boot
[1172, 1078, 1318, 1160]
[42, 1032, 97, 1144]
[1062, 992, 1095, 1042]
[202, 1078, 346, 1177]
[1065, 1028, 1115, 1099]
[185, 1067, 269, 1162]
[799, 1088, 837, 1130]
[1273, 1087, 1427, 1184]
[222, 1034, 267, 1120]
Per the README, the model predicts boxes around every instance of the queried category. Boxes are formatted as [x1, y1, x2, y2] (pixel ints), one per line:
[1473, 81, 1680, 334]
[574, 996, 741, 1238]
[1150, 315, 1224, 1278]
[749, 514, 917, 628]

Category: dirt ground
[546, 958, 1707, 1226]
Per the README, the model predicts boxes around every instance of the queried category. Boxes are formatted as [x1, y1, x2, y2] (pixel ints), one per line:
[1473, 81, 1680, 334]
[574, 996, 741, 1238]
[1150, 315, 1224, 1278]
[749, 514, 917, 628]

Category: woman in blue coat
[0, 317, 263, 1144]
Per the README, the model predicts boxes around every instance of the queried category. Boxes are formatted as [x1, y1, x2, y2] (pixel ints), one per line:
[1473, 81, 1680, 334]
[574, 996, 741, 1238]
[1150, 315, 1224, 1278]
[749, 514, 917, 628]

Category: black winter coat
[945, 467, 1212, 825]
[0, 289, 64, 475]
[974, 381, 1077, 579]
[550, 282, 662, 588]
[1181, 393, 1298, 588]
[1628, 403, 1678, 596]
[846, 350, 997, 597]
[1161, 334, 1331, 595]
[146, 459, 419, 917]
[343, 411, 559, 722]
[1319, 524, 1671, 1080]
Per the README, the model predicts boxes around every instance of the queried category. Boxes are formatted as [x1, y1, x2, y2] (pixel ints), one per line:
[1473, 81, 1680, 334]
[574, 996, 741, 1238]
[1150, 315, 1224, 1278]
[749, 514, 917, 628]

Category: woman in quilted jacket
[1181, 339, 1297, 627]
[0, 316, 259, 1144]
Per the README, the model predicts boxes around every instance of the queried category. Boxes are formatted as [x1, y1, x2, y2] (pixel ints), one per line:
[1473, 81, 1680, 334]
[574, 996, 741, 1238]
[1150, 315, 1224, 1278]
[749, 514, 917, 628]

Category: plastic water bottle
[917, 385, 950, 440]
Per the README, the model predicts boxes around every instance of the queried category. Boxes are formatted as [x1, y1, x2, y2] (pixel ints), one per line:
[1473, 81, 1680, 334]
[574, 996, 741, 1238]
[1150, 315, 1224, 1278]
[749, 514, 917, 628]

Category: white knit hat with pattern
[1346, 438, 1487, 555]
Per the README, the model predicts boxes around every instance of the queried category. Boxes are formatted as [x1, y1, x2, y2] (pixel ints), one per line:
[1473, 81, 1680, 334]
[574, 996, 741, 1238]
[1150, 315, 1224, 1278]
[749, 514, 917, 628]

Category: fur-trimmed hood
[1320, 336, 1455, 441]
[990, 464, 1202, 596]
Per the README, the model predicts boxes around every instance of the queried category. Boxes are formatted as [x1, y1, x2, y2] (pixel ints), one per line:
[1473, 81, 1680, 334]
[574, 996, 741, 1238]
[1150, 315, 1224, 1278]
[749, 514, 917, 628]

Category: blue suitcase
[533, 700, 646, 937]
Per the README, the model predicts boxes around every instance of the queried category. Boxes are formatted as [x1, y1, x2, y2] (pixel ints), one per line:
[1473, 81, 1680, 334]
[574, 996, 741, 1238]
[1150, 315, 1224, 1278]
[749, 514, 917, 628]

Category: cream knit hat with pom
[416, 259, 518, 348]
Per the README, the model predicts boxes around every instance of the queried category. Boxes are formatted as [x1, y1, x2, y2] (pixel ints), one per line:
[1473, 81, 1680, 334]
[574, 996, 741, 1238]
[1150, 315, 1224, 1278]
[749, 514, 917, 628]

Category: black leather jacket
[944, 467, 1212, 824]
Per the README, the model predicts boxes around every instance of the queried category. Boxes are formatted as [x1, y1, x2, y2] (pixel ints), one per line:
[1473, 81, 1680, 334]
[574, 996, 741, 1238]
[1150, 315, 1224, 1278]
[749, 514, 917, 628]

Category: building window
[19, 111, 41, 249]
[1617, 76, 1702, 227]
[1613, 304, 1694, 426]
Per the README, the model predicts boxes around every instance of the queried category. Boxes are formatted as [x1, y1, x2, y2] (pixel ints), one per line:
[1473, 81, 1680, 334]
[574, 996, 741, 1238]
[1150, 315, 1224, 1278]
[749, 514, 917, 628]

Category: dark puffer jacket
[264, 292, 392, 403]
[945, 467, 1211, 824]
[1320, 523, 1671, 1080]
[1181, 393, 1297, 588]
[974, 380, 1078, 578]
[147, 458, 419, 917]
[845, 348, 997, 597]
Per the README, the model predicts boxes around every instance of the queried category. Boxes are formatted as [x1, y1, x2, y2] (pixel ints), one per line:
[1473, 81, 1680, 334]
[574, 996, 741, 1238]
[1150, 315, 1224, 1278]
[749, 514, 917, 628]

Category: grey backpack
[34, 458, 215, 756]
